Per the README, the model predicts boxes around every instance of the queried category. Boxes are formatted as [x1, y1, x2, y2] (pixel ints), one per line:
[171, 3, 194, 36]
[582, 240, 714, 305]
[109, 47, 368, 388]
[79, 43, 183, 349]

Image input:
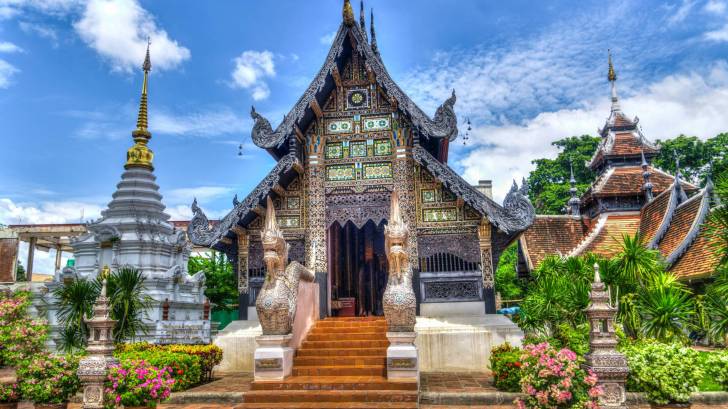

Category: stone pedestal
[254, 334, 294, 381]
[386, 332, 418, 380]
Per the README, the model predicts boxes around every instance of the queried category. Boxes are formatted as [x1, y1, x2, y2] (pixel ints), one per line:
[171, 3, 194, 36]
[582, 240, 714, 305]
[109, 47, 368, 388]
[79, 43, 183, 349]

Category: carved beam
[253, 206, 266, 217]
[219, 237, 233, 245]
[331, 66, 342, 89]
[309, 98, 323, 119]
[272, 184, 286, 197]
[232, 225, 247, 235]
[294, 124, 305, 142]
[292, 161, 305, 175]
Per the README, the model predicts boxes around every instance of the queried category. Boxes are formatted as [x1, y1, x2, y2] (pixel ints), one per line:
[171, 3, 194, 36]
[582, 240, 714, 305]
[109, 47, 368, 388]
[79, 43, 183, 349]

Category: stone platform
[213, 314, 523, 373]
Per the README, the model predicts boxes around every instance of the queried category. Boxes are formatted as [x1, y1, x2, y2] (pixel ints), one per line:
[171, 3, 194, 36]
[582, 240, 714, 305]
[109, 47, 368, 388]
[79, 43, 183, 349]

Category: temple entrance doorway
[327, 220, 388, 317]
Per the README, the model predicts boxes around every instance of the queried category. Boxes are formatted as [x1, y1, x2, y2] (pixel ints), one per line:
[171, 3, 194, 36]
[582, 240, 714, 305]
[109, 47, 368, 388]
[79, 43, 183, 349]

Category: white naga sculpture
[255, 197, 315, 335]
[382, 191, 417, 332]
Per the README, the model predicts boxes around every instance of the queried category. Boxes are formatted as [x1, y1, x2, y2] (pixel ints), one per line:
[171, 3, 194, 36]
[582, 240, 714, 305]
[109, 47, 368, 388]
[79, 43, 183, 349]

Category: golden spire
[125, 39, 154, 171]
[343, 0, 355, 26]
[608, 49, 617, 82]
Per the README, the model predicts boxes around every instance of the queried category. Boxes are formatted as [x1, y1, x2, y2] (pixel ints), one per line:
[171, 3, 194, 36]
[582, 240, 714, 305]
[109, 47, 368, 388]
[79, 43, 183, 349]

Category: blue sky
[2, 0, 728, 271]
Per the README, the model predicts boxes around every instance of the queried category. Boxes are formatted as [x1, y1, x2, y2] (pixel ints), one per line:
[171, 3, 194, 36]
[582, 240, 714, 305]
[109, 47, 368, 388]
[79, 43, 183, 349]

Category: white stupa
[43, 44, 211, 345]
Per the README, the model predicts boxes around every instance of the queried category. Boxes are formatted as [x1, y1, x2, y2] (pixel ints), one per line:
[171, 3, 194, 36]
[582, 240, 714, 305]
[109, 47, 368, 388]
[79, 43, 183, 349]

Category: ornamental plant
[516, 342, 602, 409]
[118, 343, 222, 382]
[0, 382, 19, 403]
[0, 291, 48, 366]
[490, 343, 522, 392]
[105, 359, 174, 408]
[115, 350, 201, 391]
[622, 341, 702, 404]
[17, 353, 81, 404]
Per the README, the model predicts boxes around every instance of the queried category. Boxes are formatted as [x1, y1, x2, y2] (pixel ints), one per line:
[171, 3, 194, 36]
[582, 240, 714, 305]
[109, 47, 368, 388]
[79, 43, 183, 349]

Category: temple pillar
[236, 229, 250, 320]
[392, 149, 418, 268]
[26, 236, 36, 282]
[478, 219, 496, 313]
[305, 154, 328, 317]
[55, 244, 63, 271]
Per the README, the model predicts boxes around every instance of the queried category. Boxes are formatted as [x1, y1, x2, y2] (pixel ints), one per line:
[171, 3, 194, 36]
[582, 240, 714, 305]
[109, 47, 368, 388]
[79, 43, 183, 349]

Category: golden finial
[100, 265, 111, 280]
[343, 0, 355, 26]
[125, 38, 154, 171]
[608, 49, 617, 82]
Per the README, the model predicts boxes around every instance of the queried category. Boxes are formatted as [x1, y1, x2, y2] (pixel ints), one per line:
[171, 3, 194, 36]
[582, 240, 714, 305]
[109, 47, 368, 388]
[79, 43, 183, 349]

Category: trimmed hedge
[115, 350, 201, 392]
[118, 343, 223, 383]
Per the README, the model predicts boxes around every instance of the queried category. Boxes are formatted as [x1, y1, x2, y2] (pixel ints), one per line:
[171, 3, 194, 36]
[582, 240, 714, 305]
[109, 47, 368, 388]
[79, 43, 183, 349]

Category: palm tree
[51, 278, 99, 352]
[637, 271, 694, 343]
[104, 266, 153, 342]
[612, 233, 663, 288]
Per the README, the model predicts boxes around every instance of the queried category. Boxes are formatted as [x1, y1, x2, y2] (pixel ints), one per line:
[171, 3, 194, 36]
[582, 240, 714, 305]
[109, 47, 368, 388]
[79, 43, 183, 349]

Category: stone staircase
[242, 316, 419, 408]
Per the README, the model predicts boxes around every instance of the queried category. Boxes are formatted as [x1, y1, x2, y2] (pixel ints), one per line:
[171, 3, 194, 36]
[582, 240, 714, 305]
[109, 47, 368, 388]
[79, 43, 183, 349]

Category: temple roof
[584, 165, 696, 200]
[569, 213, 642, 257]
[249, 1, 458, 160]
[669, 218, 721, 280]
[518, 216, 590, 271]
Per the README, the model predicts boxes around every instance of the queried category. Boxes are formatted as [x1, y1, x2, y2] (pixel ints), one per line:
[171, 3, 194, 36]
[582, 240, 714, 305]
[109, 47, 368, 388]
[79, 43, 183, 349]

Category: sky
[2, 0, 728, 273]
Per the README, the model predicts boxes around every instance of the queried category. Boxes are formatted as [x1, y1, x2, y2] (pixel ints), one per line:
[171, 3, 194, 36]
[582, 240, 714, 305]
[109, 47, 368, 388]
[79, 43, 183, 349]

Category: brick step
[296, 347, 388, 357]
[293, 355, 386, 366]
[323, 316, 386, 321]
[293, 365, 386, 377]
[301, 340, 390, 349]
[314, 323, 387, 330]
[244, 390, 417, 403]
[306, 332, 386, 341]
[309, 326, 387, 334]
[237, 402, 417, 409]
[251, 376, 418, 391]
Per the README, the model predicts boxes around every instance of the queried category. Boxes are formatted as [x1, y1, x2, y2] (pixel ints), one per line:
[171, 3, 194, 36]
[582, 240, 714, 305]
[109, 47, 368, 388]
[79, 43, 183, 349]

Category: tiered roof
[519, 53, 720, 281]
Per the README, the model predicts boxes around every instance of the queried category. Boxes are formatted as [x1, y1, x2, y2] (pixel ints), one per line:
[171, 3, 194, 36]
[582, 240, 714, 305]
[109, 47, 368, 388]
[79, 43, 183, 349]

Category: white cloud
[18, 21, 59, 44]
[667, 0, 697, 24]
[230, 50, 276, 101]
[152, 107, 250, 137]
[455, 62, 728, 202]
[319, 30, 336, 45]
[705, 0, 726, 14]
[0, 58, 19, 88]
[0, 41, 22, 53]
[705, 23, 728, 41]
[74, 0, 190, 72]
[0, 197, 103, 224]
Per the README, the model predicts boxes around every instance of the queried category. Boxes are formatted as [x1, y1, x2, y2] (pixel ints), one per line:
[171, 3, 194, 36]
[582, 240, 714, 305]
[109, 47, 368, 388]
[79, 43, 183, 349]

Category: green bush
[116, 350, 201, 391]
[554, 323, 589, 356]
[18, 353, 81, 404]
[118, 343, 222, 382]
[705, 350, 728, 391]
[489, 343, 522, 392]
[622, 341, 703, 404]
[0, 291, 48, 366]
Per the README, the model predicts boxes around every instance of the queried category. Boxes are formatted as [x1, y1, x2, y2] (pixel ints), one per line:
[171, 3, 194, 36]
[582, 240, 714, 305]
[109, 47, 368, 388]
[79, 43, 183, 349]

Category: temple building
[519, 54, 721, 283]
[189, 0, 535, 321]
[40, 45, 211, 345]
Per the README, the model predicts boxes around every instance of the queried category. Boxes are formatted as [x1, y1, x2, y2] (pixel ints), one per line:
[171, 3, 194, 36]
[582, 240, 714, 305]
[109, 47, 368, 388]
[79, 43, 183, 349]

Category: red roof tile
[657, 195, 702, 258]
[640, 188, 673, 244]
[520, 216, 590, 269]
[589, 166, 696, 198]
[578, 213, 642, 257]
[669, 219, 722, 280]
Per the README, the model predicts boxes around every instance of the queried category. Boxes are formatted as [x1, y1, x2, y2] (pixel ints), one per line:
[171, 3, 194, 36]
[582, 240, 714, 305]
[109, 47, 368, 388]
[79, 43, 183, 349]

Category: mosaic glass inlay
[286, 197, 300, 210]
[326, 164, 356, 181]
[362, 162, 393, 180]
[346, 88, 369, 110]
[363, 116, 391, 132]
[350, 141, 367, 157]
[325, 142, 344, 159]
[373, 139, 392, 156]
[278, 216, 300, 228]
[442, 189, 457, 202]
[423, 208, 458, 222]
[326, 119, 353, 134]
[421, 189, 436, 203]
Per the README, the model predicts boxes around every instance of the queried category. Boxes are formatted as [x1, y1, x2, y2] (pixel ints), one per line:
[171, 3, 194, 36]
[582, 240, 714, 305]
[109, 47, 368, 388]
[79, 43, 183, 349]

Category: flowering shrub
[0, 382, 19, 403]
[490, 343, 523, 392]
[0, 291, 48, 366]
[516, 342, 601, 409]
[623, 341, 702, 403]
[17, 353, 81, 404]
[118, 343, 222, 382]
[116, 350, 200, 391]
[105, 359, 174, 408]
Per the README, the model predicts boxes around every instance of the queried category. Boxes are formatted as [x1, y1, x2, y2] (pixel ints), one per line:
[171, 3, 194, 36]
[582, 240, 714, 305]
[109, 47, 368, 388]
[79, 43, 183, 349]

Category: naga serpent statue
[382, 191, 417, 332]
[256, 196, 315, 335]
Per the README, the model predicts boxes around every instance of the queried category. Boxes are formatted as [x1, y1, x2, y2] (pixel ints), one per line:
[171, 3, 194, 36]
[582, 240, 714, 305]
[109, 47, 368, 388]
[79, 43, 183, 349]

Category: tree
[527, 135, 600, 214]
[654, 133, 728, 184]
[188, 251, 237, 311]
[52, 278, 97, 352]
[495, 244, 526, 301]
[15, 262, 26, 282]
